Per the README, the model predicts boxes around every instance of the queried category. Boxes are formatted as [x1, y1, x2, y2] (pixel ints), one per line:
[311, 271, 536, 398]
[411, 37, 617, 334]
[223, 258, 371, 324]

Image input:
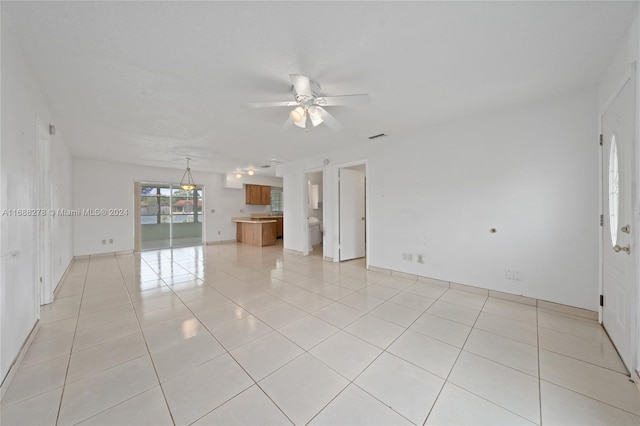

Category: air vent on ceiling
[368, 133, 387, 140]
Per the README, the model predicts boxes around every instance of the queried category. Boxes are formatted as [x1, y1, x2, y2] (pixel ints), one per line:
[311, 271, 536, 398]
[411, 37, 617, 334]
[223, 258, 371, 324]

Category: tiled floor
[2, 242, 639, 425]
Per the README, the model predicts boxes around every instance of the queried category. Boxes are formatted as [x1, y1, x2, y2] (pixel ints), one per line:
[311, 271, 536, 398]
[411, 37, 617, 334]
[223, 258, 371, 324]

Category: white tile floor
[2, 242, 640, 425]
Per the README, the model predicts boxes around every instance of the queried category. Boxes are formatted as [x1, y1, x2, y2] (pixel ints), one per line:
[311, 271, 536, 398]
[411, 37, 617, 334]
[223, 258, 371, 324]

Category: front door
[601, 75, 635, 372]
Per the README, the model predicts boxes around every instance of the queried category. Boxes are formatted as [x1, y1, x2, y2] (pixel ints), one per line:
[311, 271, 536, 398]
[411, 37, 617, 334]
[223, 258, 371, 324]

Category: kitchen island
[232, 219, 277, 247]
[249, 214, 283, 239]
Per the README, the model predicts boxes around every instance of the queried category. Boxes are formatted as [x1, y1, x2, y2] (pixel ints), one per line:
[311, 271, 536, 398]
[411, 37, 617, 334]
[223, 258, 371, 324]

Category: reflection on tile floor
[2, 242, 639, 425]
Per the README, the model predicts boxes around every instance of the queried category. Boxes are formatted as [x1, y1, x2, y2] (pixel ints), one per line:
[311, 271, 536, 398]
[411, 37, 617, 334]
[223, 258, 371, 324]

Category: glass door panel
[171, 187, 203, 248]
[140, 186, 171, 250]
[140, 184, 203, 250]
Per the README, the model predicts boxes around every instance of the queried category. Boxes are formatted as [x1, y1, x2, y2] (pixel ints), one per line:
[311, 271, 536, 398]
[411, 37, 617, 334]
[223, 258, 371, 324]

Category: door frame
[36, 120, 53, 306]
[302, 167, 325, 257]
[598, 63, 638, 377]
[334, 160, 369, 268]
[134, 181, 205, 251]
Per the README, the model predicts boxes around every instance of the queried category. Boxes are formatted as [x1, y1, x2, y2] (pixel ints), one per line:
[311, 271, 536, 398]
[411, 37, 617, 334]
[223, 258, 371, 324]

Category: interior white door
[339, 168, 365, 261]
[602, 76, 635, 373]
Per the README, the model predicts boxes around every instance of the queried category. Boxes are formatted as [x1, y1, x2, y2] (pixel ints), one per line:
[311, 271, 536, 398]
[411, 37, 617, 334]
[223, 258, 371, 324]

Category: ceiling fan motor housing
[292, 80, 321, 107]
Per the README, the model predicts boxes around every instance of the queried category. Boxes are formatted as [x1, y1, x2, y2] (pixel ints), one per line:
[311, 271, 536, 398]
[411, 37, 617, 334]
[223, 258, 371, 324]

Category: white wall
[280, 90, 599, 311]
[72, 158, 282, 256]
[1, 11, 74, 382]
[597, 9, 640, 379]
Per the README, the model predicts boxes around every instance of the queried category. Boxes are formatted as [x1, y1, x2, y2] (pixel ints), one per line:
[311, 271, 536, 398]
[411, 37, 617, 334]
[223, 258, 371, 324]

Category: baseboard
[0, 320, 40, 401]
[206, 239, 236, 245]
[74, 249, 136, 259]
[391, 270, 418, 281]
[283, 248, 304, 256]
[368, 265, 391, 275]
[53, 257, 76, 298]
[367, 264, 597, 316]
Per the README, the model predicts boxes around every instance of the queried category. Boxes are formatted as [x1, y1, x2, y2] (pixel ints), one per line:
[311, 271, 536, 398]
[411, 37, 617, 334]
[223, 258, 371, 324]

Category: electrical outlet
[417, 254, 425, 264]
[505, 269, 521, 281]
[109, 238, 113, 244]
[406, 253, 413, 261]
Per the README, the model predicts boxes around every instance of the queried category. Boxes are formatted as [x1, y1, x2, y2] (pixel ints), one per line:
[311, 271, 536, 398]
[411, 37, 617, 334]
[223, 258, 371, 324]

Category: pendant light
[179, 158, 196, 191]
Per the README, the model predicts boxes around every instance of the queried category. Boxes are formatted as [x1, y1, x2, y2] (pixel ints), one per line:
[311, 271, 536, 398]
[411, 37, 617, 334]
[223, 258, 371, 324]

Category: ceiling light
[290, 106, 305, 123]
[307, 106, 323, 127]
[236, 172, 242, 179]
[248, 170, 255, 176]
[179, 158, 196, 191]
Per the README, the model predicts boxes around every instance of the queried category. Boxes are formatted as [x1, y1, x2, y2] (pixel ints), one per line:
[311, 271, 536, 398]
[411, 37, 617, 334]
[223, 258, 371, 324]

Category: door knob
[613, 244, 631, 255]
[621, 225, 631, 234]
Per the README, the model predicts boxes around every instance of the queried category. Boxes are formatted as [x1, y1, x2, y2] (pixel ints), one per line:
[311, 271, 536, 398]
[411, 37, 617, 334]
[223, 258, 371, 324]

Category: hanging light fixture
[179, 158, 196, 191]
[307, 106, 323, 127]
[248, 169, 255, 176]
[236, 172, 242, 179]
[290, 106, 305, 123]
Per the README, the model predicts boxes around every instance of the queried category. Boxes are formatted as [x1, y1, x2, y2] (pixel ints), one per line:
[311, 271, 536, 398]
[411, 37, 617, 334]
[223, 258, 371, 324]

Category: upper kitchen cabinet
[246, 184, 271, 205]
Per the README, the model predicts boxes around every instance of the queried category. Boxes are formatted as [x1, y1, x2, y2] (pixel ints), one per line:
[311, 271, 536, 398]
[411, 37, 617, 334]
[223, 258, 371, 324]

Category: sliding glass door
[139, 184, 203, 250]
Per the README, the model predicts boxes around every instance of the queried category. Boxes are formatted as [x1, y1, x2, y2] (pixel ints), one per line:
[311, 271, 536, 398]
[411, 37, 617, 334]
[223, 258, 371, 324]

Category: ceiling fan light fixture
[179, 158, 197, 191]
[307, 106, 323, 127]
[290, 106, 305, 123]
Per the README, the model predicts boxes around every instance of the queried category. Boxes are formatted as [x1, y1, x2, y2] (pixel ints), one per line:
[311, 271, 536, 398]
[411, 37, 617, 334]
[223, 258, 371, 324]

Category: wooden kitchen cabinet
[260, 185, 271, 205]
[276, 217, 283, 238]
[245, 184, 271, 205]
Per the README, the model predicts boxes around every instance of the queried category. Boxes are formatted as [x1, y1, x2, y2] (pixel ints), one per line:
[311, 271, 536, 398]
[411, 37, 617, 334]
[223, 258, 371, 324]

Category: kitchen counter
[232, 216, 284, 240]
[232, 218, 277, 246]
[232, 218, 276, 224]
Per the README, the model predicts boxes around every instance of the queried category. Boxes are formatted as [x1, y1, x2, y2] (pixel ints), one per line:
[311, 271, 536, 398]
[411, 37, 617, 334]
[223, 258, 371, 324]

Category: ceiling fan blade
[290, 74, 312, 97]
[308, 107, 323, 127]
[316, 107, 343, 131]
[315, 94, 371, 106]
[243, 101, 298, 108]
[281, 117, 294, 131]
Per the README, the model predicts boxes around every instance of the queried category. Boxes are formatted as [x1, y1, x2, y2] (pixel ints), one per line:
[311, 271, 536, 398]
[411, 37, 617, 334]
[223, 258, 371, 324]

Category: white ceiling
[3, 1, 637, 175]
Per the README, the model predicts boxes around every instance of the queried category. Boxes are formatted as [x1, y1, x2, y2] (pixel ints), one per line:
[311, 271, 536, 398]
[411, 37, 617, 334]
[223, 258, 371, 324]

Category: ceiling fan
[243, 74, 371, 131]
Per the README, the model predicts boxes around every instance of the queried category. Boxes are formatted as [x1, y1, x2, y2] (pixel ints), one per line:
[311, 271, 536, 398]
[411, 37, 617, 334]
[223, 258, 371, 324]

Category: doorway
[306, 170, 324, 257]
[136, 183, 204, 250]
[338, 163, 366, 262]
[601, 72, 636, 373]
